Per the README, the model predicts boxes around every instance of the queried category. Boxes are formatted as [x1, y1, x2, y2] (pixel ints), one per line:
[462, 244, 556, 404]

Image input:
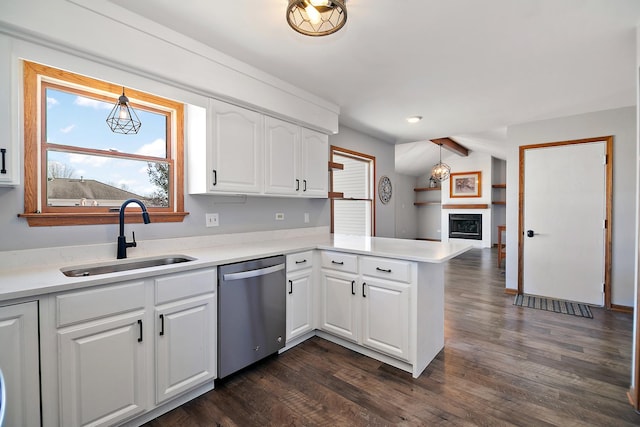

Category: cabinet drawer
[321, 251, 358, 273]
[286, 251, 313, 272]
[360, 257, 413, 283]
[155, 268, 216, 305]
[56, 280, 146, 327]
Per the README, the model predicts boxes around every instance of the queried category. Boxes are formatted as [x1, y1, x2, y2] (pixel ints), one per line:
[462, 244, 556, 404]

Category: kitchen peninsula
[0, 229, 471, 427]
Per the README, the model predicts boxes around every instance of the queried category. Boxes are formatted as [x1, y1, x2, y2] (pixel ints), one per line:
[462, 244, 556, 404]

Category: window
[330, 146, 375, 236]
[21, 61, 187, 226]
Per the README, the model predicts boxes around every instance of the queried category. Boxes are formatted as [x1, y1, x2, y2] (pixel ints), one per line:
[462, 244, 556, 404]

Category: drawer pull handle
[376, 267, 392, 273]
[351, 280, 356, 295]
[362, 282, 367, 298]
[295, 259, 307, 264]
[0, 148, 6, 174]
[289, 280, 293, 294]
[331, 260, 344, 265]
[159, 314, 165, 336]
[303, 179, 307, 192]
[296, 179, 300, 191]
[212, 169, 217, 186]
[137, 319, 143, 343]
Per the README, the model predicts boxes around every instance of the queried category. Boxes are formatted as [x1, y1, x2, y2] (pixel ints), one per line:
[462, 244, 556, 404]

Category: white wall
[328, 125, 397, 238]
[440, 152, 494, 248]
[506, 106, 637, 307]
[0, 7, 339, 252]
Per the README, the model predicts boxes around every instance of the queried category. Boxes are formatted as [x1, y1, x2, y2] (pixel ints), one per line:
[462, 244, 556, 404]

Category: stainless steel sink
[61, 255, 196, 277]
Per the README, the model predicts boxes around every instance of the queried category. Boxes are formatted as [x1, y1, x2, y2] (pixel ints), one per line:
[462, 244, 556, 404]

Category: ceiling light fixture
[431, 143, 451, 182]
[106, 87, 141, 135]
[406, 116, 422, 124]
[287, 0, 347, 37]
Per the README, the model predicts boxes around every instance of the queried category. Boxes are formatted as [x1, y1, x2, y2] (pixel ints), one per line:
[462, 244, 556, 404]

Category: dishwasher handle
[222, 263, 285, 281]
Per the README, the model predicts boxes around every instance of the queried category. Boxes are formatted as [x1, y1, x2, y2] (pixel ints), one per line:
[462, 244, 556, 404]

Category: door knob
[527, 230, 535, 238]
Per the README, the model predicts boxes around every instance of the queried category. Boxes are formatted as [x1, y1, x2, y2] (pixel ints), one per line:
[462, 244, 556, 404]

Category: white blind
[333, 153, 372, 236]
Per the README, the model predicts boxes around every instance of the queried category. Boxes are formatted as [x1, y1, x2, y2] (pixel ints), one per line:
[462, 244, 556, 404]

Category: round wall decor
[378, 176, 392, 204]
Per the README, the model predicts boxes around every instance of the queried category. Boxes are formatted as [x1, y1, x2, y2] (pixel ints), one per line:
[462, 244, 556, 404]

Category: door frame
[517, 136, 613, 308]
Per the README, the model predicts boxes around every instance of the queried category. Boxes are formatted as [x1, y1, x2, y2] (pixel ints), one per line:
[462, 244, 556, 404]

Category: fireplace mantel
[442, 204, 489, 209]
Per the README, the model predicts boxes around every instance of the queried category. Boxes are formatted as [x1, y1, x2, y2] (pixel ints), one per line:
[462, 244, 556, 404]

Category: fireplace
[449, 214, 482, 240]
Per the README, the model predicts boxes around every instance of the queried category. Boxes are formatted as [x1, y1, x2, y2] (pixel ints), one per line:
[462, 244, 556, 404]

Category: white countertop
[0, 231, 472, 303]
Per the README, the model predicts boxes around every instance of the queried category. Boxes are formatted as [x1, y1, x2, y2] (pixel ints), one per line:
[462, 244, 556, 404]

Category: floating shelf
[414, 202, 441, 207]
[414, 187, 441, 192]
[442, 204, 489, 209]
[328, 161, 344, 171]
[492, 201, 506, 205]
[492, 184, 506, 188]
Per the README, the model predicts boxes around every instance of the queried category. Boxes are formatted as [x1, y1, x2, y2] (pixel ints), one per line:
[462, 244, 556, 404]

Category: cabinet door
[58, 312, 147, 427]
[210, 99, 263, 193]
[0, 36, 19, 186]
[301, 128, 328, 197]
[0, 302, 40, 427]
[286, 269, 313, 342]
[155, 294, 216, 404]
[361, 278, 410, 361]
[320, 270, 358, 342]
[265, 116, 300, 195]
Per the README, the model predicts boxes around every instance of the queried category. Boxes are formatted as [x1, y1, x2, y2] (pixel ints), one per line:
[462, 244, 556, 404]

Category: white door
[209, 99, 263, 193]
[361, 279, 410, 361]
[155, 294, 216, 404]
[264, 116, 300, 196]
[286, 271, 314, 342]
[58, 312, 147, 427]
[301, 128, 328, 197]
[523, 141, 606, 305]
[320, 270, 359, 342]
[0, 302, 40, 427]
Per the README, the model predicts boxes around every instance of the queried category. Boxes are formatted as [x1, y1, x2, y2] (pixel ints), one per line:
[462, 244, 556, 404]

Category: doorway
[518, 136, 613, 307]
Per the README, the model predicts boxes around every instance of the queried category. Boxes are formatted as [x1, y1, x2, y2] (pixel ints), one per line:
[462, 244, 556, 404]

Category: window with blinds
[331, 148, 375, 236]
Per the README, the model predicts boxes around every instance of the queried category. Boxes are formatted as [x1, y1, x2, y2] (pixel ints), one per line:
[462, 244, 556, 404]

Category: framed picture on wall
[450, 171, 482, 198]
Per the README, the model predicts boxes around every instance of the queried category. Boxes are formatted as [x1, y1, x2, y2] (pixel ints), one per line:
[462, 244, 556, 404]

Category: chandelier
[431, 143, 451, 182]
[286, 0, 347, 37]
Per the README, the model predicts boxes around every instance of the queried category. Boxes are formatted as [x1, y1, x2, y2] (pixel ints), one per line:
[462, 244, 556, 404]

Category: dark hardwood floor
[145, 249, 637, 426]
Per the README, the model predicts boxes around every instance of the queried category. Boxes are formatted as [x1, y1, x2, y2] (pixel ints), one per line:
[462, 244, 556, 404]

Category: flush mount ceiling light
[431, 143, 451, 182]
[106, 87, 141, 134]
[406, 115, 423, 124]
[287, 0, 347, 37]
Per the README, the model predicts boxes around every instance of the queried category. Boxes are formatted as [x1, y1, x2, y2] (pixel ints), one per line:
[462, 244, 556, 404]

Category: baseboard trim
[611, 304, 633, 314]
[504, 288, 518, 295]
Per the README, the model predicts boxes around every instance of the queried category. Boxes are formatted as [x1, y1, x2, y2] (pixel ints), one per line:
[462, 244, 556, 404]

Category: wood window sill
[18, 212, 189, 227]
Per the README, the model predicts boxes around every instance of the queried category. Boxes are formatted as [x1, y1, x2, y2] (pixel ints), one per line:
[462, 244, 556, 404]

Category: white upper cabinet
[209, 99, 264, 193]
[264, 117, 300, 196]
[0, 36, 20, 186]
[188, 98, 328, 197]
[265, 117, 328, 197]
[300, 128, 328, 197]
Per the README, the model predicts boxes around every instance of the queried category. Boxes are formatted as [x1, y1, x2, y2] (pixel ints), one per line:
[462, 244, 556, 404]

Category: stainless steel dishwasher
[217, 255, 286, 378]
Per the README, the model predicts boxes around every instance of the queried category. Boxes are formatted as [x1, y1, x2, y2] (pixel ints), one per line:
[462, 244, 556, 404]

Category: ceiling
[109, 0, 640, 175]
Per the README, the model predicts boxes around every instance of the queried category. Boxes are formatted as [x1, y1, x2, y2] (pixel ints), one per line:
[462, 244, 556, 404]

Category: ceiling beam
[430, 137, 469, 157]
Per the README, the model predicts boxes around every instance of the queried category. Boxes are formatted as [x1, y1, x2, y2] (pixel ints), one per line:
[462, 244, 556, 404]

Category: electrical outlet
[275, 213, 285, 221]
[206, 213, 219, 227]
[304, 212, 310, 223]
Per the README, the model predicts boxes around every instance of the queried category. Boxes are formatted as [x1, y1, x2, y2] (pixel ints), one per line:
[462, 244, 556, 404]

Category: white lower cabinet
[0, 301, 40, 427]
[319, 251, 414, 363]
[154, 270, 216, 404]
[58, 311, 147, 427]
[285, 251, 314, 342]
[50, 268, 217, 427]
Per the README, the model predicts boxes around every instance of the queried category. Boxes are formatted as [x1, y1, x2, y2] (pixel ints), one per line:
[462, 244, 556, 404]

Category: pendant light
[287, 0, 347, 37]
[106, 87, 141, 134]
[431, 143, 451, 182]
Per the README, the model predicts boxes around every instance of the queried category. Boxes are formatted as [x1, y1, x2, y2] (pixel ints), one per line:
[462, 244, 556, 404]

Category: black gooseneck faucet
[117, 198, 151, 259]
